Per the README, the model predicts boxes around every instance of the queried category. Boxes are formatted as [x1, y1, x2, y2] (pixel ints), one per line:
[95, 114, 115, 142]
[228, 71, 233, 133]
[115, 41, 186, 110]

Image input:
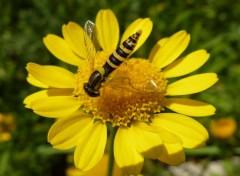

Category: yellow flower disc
[74, 51, 167, 126]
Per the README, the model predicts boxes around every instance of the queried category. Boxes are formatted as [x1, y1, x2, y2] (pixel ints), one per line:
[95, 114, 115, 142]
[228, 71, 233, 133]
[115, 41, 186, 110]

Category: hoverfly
[83, 20, 158, 97]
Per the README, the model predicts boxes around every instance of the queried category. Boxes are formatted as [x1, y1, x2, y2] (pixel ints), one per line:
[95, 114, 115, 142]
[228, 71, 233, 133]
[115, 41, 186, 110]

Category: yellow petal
[31, 96, 81, 118]
[164, 50, 210, 78]
[24, 90, 48, 108]
[166, 73, 218, 95]
[131, 122, 163, 159]
[46, 88, 74, 96]
[151, 31, 190, 69]
[96, 9, 119, 52]
[26, 62, 76, 88]
[114, 127, 144, 176]
[165, 98, 216, 116]
[24, 89, 74, 108]
[120, 18, 153, 56]
[74, 121, 107, 172]
[43, 34, 83, 66]
[62, 22, 87, 59]
[150, 125, 183, 144]
[152, 113, 209, 148]
[158, 143, 185, 165]
[48, 111, 92, 149]
[27, 74, 48, 88]
[148, 37, 169, 63]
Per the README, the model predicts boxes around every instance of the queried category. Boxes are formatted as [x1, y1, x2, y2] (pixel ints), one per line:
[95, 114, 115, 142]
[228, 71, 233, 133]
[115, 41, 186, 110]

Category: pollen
[74, 52, 168, 127]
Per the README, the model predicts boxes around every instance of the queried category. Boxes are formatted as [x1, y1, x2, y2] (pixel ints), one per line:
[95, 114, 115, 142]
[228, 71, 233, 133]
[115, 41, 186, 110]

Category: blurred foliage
[0, 0, 240, 175]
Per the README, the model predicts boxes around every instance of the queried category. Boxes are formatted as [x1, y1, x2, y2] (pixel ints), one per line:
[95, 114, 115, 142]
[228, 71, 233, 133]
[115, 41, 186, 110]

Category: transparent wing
[102, 72, 159, 94]
[83, 20, 100, 71]
[84, 20, 100, 51]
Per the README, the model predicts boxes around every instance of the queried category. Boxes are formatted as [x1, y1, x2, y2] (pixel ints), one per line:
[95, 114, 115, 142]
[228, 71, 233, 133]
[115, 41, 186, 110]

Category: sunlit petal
[165, 98, 216, 116]
[74, 121, 107, 172]
[131, 122, 163, 159]
[151, 31, 190, 69]
[150, 125, 183, 145]
[163, 50, 210, 78]
[24, 90, 48, 108]
[114, 127, 144, 176]
[121, 18, 153, 55]
[24, 89, 74, 109]
[62, 22, 87, 59]
[158, 143, 185, 165]
[48, 111, 92, 149]
[27, 74, 48, 88]
[43, 34, 83, 66]
[153, 113, 209, 148]
[27, 62, 76, 88]
[96, 9, 119, 52]
[31, 96, 81, 118]
[148, 37, 169, 63]
[166, 73, 218, 95]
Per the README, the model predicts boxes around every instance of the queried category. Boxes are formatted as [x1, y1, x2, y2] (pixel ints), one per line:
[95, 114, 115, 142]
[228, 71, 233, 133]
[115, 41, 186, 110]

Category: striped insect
[83, 20, 142, 97]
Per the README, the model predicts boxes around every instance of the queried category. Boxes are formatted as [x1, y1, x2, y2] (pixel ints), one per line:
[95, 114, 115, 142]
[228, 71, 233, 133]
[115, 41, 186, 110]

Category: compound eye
[83, 83, 100, 97]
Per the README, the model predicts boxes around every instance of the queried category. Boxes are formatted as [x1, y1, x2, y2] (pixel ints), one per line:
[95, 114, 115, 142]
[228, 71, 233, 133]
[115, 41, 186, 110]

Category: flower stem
[107, 126, 117, 176]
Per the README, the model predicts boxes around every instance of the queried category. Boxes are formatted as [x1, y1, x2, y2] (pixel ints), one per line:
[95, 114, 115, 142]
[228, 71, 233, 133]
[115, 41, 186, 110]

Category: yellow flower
[24, 9, 218, 175]
[0, 113, 15, 142]
[210, 117, 237, 139]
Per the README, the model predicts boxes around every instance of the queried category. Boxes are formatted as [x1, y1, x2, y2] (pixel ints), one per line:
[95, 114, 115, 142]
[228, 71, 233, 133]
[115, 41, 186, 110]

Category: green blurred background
[0, 0, 240, 175]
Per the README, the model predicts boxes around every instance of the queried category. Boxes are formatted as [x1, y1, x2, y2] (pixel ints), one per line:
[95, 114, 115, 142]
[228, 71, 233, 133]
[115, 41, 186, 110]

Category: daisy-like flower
[0, 113, 15, 142]
[210, 117, 237, 139]
[24, 9, 218, 175]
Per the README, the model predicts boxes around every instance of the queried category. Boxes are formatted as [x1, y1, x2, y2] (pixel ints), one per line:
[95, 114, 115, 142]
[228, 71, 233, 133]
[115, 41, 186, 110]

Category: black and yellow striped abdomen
[102, 30, 142, 76]
[84, 30, 142, 97]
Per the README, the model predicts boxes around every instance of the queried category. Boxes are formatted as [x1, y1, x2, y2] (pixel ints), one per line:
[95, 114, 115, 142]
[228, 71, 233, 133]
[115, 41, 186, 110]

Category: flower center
[74, 51, 168, 126]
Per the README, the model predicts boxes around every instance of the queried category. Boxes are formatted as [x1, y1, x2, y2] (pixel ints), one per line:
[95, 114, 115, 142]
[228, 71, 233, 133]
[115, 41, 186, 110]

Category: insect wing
[83, 20, 100, 71]
[103, 74, 159, 94]
[138, 79, 159, 93]
[103, 76, 135, 92]
[84, 20, 100, 50]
